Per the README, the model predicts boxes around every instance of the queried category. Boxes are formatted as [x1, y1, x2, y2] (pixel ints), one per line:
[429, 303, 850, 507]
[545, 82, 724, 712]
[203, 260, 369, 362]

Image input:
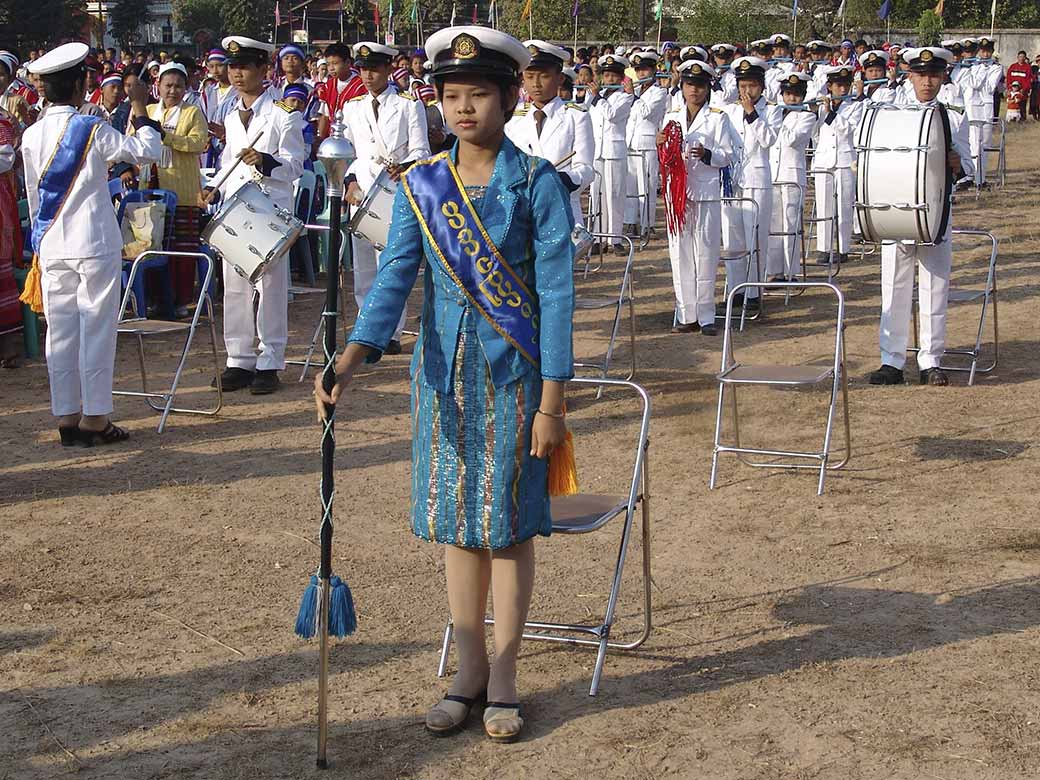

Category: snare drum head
[348, 169, 398, 251]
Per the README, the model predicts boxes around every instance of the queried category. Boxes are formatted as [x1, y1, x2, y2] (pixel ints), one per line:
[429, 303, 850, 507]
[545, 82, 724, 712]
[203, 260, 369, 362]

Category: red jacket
[1007, 62, 1032, 94]
[316, 74, 367, 120]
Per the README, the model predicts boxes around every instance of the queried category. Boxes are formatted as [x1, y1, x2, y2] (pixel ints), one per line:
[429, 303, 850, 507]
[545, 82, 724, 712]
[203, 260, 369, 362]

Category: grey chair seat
[551, 494, 629, 533]
[117, 318, 192, 336]
[718, 363, 834, 385]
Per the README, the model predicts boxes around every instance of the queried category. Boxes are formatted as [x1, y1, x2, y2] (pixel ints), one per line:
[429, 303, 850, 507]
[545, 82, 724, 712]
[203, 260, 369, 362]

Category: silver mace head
[317, 110, 356, 199]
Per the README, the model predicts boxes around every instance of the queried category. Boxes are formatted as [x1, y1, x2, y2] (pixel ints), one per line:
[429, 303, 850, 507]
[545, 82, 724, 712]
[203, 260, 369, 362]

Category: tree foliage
[916, 9, 944, 46]
[221, 0, 275, 40]
[109, 0, 153, 46]
[0, 0, 86, 53]
[174, 0, 225, 43]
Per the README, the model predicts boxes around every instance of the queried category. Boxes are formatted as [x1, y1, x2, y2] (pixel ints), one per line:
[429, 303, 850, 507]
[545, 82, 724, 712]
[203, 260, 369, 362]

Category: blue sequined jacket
[349, 137, 576, 394]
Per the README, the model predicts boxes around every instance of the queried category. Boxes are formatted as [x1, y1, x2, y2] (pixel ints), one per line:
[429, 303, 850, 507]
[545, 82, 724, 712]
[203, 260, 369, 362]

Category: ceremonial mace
[294, 110, 357, 770]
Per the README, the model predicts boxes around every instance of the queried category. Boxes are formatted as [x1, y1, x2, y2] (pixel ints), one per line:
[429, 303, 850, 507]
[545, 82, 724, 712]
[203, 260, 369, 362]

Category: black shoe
[613, 244, 628, 256]
[919, 368, 949, 386]
[384, 339, 403, 355]
[838, 253, 849, 264]
[249, 369, 280, 395]
[742, 297, 761, 314]
[700, 324, 718, 336]
[868, 364, 904, 385]
[813, 252, 833, 266]
[213, 367, 254, 391]
[671, 322, 699, 334]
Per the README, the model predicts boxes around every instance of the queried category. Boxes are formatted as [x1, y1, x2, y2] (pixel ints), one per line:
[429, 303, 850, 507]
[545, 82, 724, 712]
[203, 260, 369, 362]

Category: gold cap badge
[452, 34, 479, 59]
[920, 49, 934, 61]
[227, 40, 240, 53]
[358, 45, 371, 57]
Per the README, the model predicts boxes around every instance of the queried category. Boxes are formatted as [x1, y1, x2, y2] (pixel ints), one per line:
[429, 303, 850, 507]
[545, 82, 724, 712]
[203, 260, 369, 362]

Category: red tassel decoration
[657, 120, 688, 236]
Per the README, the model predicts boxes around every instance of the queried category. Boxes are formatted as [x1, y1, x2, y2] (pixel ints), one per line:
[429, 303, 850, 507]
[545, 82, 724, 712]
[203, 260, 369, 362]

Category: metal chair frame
[719, 196, 762, 330]
[909, 228, 999, 385]
[766, 180, 809, 303]
[710, 281, 851, 496]
[436, 377, 652, 696]
[574, 234, 636, 398]
[971, 117, 1007, 191]
[114, 251, 222, 433]
[804, 168, 842, 280]
[625, 149, 656, 249]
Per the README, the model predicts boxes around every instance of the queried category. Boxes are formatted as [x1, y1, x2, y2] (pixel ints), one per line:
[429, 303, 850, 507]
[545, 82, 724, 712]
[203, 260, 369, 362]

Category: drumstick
[203, 128, 267, 204]
[554, 151, 577, 169]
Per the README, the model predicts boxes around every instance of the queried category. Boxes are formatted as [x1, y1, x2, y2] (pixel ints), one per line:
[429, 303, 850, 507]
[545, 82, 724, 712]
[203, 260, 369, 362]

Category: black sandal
[77, 423, 131, 447]
[59, 426, 82, 447]
[425, 692, 487, 737]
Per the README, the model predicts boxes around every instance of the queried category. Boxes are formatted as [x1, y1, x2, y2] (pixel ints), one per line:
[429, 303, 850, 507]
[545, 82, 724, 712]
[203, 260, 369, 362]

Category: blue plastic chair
[118, 189, 177, 318]
[291, 170, 317, 286]
[15, 199, 40, 358]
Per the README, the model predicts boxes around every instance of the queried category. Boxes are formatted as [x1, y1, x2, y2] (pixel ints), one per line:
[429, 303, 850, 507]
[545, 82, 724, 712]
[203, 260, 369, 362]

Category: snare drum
[855, 104, 952, 244]
[347, 169, 396, 251]
[201, 181, 304, 283]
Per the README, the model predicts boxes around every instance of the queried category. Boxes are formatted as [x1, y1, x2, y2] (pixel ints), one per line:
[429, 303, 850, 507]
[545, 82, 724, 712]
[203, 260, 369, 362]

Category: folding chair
[720, 196, 763, 329]
[910, 229, 999, 385]
[117, 189, 178, 319]
[710, 281, 851, 496]
[574, 233, 636, 398]
[114, 250, 223, 433]
[974, 117, 1007, 190]
[804, 168, 841, 280]
[624, 150, 655, 249]
[766, 180, 808, 304]
[436, 377, 652, 696]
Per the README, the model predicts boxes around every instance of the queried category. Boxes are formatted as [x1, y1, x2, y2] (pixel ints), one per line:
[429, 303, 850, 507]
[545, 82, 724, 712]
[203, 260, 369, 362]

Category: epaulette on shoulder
[348, 94, 368, 102]
[398, 91, 416, 100]
[566, 101, 588, 112]
[941, 102, 965, 115]
[274, 100, 295, 113]
[710, 107, 723, 113]
[514, 107, 529, 116]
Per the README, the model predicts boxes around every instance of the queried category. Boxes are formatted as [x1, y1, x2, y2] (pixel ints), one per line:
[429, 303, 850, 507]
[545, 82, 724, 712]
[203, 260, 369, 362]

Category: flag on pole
[836, 0, 846, 17]
[373, 0, 381, 27]
[488, 0, 495, 23]
[450, 1, 456, 24]
[653, 0, 663, 21]
[990, 0, 997, 23]
[520, 0, 533, 20]
[791, 0, 798, 19]
[472, 2, 478, 22]
[275, 1, 281, 27]
[933, 0, 944, 15]
[877, 0, 892, 20]
[410, 0, 418, 23]
[572, 0, 579, 16]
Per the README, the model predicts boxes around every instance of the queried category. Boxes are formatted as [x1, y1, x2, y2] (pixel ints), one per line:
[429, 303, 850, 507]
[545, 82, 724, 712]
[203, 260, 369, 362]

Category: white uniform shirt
[203, 82, 238, 125]
[341, 84, 430, 193]
[215, 89, 307, 210]
[813, 99, 864, 169]
[22, 106, 161, 259]
[709, 69, 738, 107]
[628, 83, 670, 150]
[770, 108, 816, 186]
[865, 81, 902, 105]
[590, 88, 634, 160]
[505, 96, 594, 220]
[660, 102, 733, 200]
[966, 59, 1002, 114]
[765, 61, 796, 103]
[723, 96, 783, 189]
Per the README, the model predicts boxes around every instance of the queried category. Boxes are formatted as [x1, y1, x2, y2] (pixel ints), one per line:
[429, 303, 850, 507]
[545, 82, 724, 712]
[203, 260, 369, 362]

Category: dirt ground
[2, 121, 1039, 780]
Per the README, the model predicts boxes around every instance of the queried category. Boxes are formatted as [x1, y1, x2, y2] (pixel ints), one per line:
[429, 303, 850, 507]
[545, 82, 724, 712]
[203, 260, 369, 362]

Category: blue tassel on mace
[295, 574, 358, 639]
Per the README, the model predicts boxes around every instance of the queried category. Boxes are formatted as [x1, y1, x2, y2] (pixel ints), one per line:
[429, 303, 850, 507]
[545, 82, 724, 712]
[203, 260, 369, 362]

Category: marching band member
[506, 40, 594, 227]
[343, 41, 430, 354]
[765, 34, 796, 103]
[767, 71, 815, 283]
[274, 44, 314, 92]
[201, 49, 237, 168]
[588, 53, 634, 253]
[657, 59, 732, 334]
[812, 64, 863, 266]
[315, 42, 367, 140]
[806, 41, 834, 99]
[558, 65, 577, 101]
[964, 36, 1002, 187]
[0, 51, 38, 127]
[21, 42, 161, 445]
[723, 56, 781, 312]
[859, 50, 899, 104]
[625, 49, 668, 235]
[207, 36, 307, 395]
[316, 25, 575, 745]
[869, 47, 972, 388]
[709, 43, 738, 107]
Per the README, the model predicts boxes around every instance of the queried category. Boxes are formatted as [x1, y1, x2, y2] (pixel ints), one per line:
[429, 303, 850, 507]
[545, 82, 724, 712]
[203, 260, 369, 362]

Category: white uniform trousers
[879, 235, 951, 370]
[41, 254, 121, 417]
[668, 199, 721, 327]
[624, 150, 658, 230]
[767, 182, 804, 278]
[351, 236, 407, 339]
[593, 157, 626, 245]
[723, 185, 771, 300]
[966, 110, 993, 185]
[222, 258, 288, 371]
[814, 167, 855, 255]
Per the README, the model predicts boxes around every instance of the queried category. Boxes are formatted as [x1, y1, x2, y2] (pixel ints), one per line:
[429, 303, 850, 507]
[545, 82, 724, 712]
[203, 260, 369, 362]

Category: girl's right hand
[314, 368, 349, 422]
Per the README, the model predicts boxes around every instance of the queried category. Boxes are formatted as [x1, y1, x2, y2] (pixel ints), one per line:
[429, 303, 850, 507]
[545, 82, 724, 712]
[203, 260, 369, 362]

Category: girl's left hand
[530, 412, 566, 459]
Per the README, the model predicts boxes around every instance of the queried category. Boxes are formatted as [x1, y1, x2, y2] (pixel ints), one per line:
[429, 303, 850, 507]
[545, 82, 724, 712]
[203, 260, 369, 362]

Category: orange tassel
[19, 254, 44, 314]
[548, 429, 579, 497]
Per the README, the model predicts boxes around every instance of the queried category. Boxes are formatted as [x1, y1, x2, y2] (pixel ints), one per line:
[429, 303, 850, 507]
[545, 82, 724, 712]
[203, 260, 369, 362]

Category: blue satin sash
[401, 152, 540, 368]
[31, 113, 103, 254]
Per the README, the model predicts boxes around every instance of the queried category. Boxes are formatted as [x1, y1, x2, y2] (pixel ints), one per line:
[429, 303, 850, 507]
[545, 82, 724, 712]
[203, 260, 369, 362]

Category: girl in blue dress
[315, 26, 576, 743]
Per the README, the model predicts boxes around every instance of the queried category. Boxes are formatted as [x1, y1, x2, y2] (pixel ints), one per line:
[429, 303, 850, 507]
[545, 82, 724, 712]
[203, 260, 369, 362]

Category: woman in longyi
[314, 26, 576, 744]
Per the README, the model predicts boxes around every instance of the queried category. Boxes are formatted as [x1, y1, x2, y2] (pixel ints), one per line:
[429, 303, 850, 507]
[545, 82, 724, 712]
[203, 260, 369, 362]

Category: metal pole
[639, 0, 646, 43]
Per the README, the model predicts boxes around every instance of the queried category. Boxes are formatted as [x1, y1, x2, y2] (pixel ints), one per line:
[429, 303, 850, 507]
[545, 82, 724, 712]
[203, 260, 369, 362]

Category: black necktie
[372, 97, 380, 122]
[534, 108, 546, 137]
[238, 108, 252, 130]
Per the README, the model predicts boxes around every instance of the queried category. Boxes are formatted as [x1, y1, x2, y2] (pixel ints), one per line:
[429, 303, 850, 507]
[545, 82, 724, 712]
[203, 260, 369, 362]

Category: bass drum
[855, 103, 952, 244]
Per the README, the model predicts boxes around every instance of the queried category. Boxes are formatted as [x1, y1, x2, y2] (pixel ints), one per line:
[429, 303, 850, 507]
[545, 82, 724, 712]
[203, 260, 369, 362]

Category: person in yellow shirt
[136, 62, 208, 317]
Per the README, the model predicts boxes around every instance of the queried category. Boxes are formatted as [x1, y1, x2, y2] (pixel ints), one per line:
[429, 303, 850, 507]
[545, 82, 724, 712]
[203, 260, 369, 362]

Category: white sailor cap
[771, 33, 793, 46]
[902, 46, 954, 72]
[940, 39, 961, 50]
[960, 37, 979, 48]
[749, 39, 773, 51]
[354, 41, 399, 65]
[562, 65, 577, 83]
[157, 62, 188, 81]
[823, 64, 855, 81]
[779, 71, 811, 89]
[680, 45, 708, 62]
[676, 59, 717, 81]
[597, 54, 630, 73]
[145, 60, 161, 71]
[976, 36, 995, 49]
[523, 39, 569, 68]
[221, 36, 276, 63]
[731, 55, 769, 79]
[860, 49, 890, 67]
[710, 43, 737, 55]
[426, 26, 530, 79]
[630, 49, 660, 67]
[806, 39, 833, 52]
[26, 42, 89, 75]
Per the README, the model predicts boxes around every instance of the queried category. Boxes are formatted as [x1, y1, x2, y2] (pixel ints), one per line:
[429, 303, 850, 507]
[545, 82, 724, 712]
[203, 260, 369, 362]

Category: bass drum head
[918, 105, 953, 244]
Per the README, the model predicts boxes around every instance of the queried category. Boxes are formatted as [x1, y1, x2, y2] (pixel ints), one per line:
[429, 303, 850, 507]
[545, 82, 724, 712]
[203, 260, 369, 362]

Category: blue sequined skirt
[410, 312, 551, 550]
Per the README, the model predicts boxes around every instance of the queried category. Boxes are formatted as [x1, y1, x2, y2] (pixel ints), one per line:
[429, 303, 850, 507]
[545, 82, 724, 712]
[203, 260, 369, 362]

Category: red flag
[275, 1, 281, 26]
[373, 0, 381, 25]
[472, 2, 478, 22]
